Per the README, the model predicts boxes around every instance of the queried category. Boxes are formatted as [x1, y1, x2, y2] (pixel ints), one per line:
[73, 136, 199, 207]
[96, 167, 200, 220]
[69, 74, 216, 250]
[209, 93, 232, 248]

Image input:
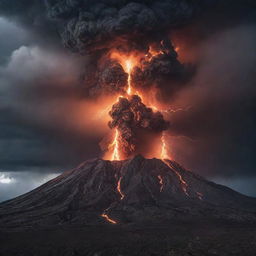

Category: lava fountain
[102, 49, 171, 161]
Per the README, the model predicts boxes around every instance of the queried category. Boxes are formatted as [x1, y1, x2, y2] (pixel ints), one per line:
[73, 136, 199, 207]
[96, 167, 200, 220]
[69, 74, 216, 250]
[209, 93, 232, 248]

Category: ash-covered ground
[1, 220, 256, 256]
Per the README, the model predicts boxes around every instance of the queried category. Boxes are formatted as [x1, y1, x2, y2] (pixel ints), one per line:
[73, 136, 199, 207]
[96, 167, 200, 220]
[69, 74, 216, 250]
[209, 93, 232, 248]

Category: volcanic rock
[0, 155, 256, 230]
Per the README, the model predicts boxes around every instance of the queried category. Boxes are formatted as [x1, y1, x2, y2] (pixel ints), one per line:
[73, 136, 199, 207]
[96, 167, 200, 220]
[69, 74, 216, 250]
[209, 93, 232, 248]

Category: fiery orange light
[101, 213, 117, 224]
[161, 132, 170, 160]
[104, 50, 173, 161]
[109, 129, 120, 161]
[146, 46, 164, 61]
[125, 59, 133, 95]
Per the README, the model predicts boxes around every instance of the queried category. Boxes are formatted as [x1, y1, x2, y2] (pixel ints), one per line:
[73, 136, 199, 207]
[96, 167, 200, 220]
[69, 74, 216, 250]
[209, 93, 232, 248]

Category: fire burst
[105, 50, 170, 161]
[161, 132, 170, 160]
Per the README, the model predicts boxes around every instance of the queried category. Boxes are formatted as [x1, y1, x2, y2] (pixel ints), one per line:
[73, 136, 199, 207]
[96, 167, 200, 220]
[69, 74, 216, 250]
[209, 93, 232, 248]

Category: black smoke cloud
[44, 0, 210, 98]
[107, 95, 169, 158]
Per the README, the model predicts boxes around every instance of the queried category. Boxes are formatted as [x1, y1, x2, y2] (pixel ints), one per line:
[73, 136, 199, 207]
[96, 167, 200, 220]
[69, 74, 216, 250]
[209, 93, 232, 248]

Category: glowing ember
[101, 213, 117, 224]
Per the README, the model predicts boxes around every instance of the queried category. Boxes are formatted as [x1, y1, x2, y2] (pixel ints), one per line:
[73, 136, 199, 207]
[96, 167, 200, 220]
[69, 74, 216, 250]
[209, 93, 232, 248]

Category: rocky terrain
[1, 155, 256, 255]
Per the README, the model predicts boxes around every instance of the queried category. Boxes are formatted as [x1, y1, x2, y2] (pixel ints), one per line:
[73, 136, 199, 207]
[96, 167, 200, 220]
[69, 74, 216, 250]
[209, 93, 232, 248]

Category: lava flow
[101, 213, 117, 224]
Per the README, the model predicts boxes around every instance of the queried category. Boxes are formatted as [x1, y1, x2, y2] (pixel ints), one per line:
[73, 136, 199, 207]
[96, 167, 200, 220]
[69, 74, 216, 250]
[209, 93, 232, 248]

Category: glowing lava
[105, 50, 171, 161]
[161, 132, 170, 160]
[101, 213, 117, 224]
[125, 59, 133, 95]
[109, 129, 120, 161]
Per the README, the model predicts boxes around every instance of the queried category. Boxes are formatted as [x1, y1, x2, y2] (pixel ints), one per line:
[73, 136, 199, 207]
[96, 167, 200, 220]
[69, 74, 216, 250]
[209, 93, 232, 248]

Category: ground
[1, 220, 256, 256]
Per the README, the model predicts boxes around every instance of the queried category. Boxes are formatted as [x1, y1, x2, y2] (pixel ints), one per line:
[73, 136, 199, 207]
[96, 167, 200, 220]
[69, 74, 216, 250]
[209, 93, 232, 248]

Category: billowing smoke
[42, 0, 207, 157]
[43, 0, 205, 96]
[24, 0, 255, 159]
[107, 95, 169, 158]
[46, 0, 209, 53]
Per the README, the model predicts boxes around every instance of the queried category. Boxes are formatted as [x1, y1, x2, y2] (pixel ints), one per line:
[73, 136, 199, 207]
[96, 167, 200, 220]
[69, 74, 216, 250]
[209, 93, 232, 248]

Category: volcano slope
[1, 155, 256, 256]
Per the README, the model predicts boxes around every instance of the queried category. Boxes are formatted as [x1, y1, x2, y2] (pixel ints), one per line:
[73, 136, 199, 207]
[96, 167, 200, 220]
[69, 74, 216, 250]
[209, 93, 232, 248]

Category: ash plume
[108, 95, 169, 158]
[43, 0, 213, 98]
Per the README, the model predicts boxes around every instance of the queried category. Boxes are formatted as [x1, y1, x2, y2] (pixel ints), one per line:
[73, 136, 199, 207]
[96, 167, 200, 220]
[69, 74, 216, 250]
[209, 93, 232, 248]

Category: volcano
[1, 155, 256, 230]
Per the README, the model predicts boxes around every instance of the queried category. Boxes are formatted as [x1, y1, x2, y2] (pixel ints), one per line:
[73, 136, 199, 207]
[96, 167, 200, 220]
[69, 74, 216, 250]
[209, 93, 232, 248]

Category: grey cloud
[0, 17, 29, 65]
[0, 171, 60, 202]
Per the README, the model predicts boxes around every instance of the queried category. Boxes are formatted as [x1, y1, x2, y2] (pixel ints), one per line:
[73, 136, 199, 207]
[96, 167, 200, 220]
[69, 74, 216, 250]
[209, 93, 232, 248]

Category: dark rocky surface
[1, 155, 256, 255]
[1, 155, 256, 230]
[1, 221, 256, 256]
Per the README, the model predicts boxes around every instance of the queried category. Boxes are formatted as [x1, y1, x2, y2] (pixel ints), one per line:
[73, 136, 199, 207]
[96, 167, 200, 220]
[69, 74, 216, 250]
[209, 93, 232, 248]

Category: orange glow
[126, 59, 133, 95]
[161, 132, 170, 160]
[103, 50, 174, 161]
[157, 175, 164, 192]
[110, 51, 139, 96]
[146, 46, 164, 61]
[109, 129, 120, 161]
[175, 47, 180, 53]
[117, 177, 125, 200]
[101, 213, 117, 224]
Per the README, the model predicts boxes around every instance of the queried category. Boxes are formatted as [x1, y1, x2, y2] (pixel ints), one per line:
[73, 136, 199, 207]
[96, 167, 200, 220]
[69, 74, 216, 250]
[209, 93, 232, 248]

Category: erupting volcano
[98, 40, 183, 161]
[1, 0, 256, 254]
[1, 0, 255, 230]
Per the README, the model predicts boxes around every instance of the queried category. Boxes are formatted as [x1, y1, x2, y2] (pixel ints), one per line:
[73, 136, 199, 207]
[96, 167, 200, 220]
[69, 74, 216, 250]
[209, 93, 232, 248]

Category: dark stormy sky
[0, 1, 256, 201]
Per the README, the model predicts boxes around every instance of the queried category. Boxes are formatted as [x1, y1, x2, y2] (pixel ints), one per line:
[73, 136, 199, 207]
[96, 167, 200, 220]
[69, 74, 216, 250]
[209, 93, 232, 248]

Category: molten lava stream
[101, 213, 117, 224]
